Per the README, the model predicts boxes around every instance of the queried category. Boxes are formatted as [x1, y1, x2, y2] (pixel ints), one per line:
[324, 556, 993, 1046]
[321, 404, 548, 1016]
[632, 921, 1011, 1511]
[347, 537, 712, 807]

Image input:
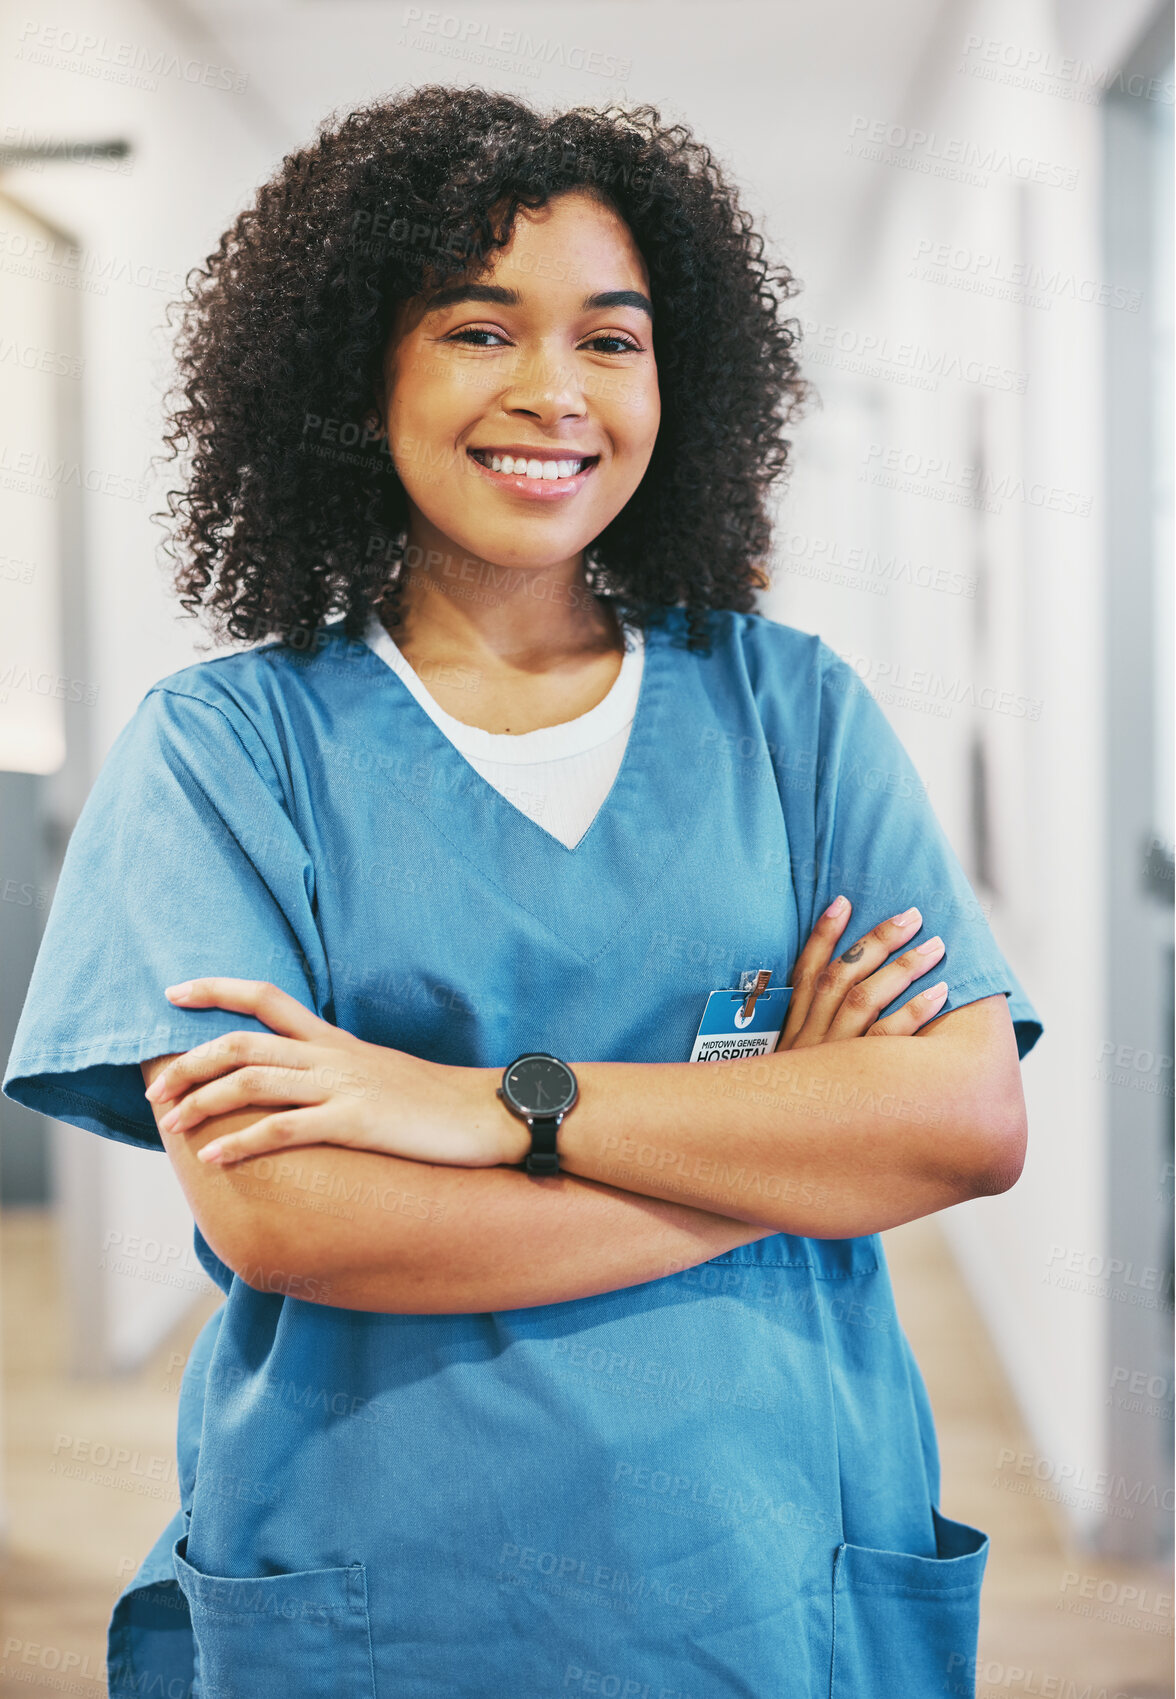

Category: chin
[449, 527, 599, 573]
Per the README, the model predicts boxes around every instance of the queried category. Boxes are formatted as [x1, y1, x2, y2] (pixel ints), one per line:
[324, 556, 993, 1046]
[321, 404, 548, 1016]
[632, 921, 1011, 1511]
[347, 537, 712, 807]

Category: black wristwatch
[497, 1053, 579, 1175]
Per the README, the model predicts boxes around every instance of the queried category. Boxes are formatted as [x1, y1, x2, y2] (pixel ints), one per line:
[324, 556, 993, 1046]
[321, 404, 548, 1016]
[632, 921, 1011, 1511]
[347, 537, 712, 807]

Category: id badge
[689, 968, 793, 1062]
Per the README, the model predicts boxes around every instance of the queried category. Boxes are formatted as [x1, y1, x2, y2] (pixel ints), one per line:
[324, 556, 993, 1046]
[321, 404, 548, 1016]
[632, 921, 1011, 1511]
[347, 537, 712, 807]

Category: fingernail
[923, 981, 948, 1000]
[916, 935, 943, 954]
[165, 983, 192, 1001]
[891, 907, 920, 925]
[159, 1108, 180, 1132]
[144, 1079, 163, 1101]
[198, 1142, 223, 1163]
[824, 895, 847, 917]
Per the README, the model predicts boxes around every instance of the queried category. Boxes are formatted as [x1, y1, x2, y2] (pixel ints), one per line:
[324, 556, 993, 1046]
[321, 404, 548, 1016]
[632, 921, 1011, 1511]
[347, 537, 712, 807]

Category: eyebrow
[423, 282, 653, 320]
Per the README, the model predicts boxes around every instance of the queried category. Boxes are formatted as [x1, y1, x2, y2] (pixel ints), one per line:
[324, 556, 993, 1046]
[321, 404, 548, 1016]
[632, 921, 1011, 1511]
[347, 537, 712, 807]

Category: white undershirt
[363, 614, 645, 849]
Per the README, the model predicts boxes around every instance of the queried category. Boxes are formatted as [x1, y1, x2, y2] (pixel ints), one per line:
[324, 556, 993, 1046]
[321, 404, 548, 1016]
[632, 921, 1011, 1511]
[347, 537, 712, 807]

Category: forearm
[144, 1054, 768, 1313]
[199, 1128, 769, 1312]
[146, 993, 1024, 1281]
[485, 1009, 1025, 1237]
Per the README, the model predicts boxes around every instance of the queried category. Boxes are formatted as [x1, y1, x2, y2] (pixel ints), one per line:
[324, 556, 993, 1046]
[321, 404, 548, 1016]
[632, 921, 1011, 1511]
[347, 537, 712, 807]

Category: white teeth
[475, 451, 593, 480]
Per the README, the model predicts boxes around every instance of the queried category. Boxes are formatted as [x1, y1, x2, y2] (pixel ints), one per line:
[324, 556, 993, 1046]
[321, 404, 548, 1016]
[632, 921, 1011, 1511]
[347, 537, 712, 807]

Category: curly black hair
[157, 84, 810, 653]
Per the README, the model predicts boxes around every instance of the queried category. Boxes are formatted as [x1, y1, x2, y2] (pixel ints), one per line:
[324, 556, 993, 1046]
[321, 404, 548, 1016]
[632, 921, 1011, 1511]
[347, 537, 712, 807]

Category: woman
[5, 86, 1042, 1698]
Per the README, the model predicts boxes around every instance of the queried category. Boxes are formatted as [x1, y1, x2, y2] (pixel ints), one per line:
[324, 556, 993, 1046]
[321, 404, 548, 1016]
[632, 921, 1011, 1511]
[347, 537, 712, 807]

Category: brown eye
[446, 327, 510, 347]
[582, 333, 641, 354]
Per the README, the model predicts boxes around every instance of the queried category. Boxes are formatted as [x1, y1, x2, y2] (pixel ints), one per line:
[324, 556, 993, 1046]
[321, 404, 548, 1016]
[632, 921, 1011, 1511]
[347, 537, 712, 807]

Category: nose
[499, 341, 588, 428]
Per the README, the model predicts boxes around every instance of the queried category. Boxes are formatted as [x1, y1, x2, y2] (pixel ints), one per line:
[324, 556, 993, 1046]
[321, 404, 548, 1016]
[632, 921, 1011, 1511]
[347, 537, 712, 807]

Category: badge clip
[738, 968, 771, 1021]
[689, 966, 793, 1063]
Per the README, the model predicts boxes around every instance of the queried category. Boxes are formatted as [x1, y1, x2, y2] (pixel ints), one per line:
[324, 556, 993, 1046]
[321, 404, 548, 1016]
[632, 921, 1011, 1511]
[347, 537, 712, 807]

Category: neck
[389, 517, 620, 668]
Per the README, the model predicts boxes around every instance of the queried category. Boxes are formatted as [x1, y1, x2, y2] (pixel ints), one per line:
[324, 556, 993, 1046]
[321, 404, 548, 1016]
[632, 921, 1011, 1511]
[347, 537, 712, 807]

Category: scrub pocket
[829, 1509, 988, 1699]
[172, 1534, 376, 1699]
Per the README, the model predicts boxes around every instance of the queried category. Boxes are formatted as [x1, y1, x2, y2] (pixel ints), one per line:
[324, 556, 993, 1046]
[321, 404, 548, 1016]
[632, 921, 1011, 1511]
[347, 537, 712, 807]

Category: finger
[788, 906, 925, 1048]
[164, 979, 329, 1041]
[196, 1104, 355, 1167]
[776, 896, 853, 1050]
[146, 1031, 316, 1106]
[823, 934, 946, 1042]
[865, 980, 949, 1037]
[158, 1062, 324, 1136]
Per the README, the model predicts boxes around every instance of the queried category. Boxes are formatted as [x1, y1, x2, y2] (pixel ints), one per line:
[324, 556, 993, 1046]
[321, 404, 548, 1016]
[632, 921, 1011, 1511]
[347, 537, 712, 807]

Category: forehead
[392, 190, 649, 334]
[482, 189, 647, 282]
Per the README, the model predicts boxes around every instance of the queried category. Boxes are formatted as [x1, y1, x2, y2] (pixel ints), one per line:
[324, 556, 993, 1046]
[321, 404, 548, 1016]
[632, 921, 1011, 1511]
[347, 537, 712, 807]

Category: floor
[0, 1208, 1171, 1697]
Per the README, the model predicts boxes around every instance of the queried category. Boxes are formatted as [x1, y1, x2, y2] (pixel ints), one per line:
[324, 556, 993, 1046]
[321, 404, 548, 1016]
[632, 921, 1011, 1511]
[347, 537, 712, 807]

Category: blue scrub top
[5, 606, 1042, 1699]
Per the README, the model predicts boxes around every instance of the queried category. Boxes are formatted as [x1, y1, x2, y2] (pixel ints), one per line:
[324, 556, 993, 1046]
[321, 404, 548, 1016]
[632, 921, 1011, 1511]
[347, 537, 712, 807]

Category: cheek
[386, 355, 473, 474]
[610, 382, 660, 480]
[387, 407, 466, 498]
[611, 371, 660, 451]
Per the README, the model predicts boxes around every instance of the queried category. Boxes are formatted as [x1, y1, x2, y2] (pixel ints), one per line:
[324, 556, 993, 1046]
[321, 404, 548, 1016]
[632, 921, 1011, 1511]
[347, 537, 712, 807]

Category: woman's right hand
[775, 897, 948, 1051]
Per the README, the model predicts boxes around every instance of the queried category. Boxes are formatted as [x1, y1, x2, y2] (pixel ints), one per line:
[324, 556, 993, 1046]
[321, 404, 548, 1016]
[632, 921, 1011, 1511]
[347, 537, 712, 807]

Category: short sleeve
[809, 644, 1043, 1061]
[3, 684, 327, 1151]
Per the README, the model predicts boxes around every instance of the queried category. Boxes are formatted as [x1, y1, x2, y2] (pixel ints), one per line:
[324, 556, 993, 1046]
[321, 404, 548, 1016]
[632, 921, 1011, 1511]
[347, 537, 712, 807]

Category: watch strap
[524, 1113, 561, 1176]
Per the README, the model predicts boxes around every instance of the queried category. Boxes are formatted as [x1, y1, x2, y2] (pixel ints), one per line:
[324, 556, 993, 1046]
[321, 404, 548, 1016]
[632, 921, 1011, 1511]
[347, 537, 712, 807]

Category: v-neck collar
[340, 608, 712, 964]
[359, 613, 662, 856]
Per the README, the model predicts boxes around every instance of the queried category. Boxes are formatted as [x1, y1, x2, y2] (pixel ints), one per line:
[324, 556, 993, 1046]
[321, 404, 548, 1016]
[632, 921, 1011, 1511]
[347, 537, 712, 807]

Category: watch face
[504, 1055, 577, 1117]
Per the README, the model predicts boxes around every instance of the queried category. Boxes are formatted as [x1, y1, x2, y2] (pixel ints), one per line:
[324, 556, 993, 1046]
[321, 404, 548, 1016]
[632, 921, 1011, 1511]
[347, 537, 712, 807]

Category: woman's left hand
[145, 978, 526, 1168]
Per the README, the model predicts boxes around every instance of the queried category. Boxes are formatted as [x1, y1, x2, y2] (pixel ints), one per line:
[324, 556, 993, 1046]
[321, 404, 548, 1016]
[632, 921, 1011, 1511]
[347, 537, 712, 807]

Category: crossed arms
[140, 901, 1027, 1313]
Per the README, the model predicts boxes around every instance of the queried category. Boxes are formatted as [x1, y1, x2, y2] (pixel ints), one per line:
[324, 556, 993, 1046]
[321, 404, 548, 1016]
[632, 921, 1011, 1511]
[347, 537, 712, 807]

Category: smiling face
[380, 189, 660, 578]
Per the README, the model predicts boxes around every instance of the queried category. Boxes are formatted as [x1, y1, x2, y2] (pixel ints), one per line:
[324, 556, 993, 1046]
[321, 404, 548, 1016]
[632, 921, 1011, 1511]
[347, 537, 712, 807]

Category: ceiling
[145, 0, 952, 308]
